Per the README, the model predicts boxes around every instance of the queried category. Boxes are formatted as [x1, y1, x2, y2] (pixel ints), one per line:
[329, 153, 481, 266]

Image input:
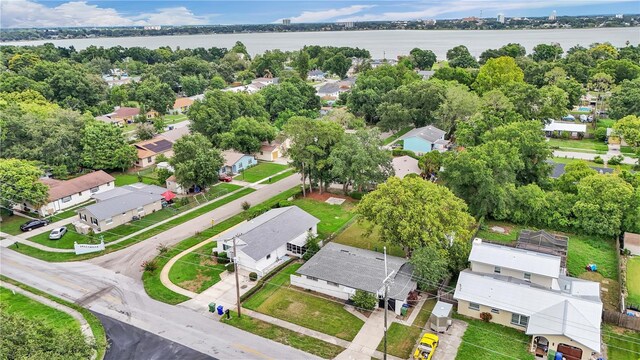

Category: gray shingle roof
[400, 125, 446, 143]
[83, 192, 163, 220]
[215, 206, 320, 261]
[122, 183, 167, 196]
[296, 243, 416, 300]
[318, 83, 340, 94]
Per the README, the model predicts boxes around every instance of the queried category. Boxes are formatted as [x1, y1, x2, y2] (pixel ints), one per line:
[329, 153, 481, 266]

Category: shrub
[594, 127, 608, 142]
[392, 149, 419, 159]
[349, 191, 366, 200]
[156, 243, 168, 254]
[593, 155, 604, 164]
[607, 155, 624, 165]
[218, 252, 230, 264]
[226, 263, 235, 272]
[352, 290, 377, 311]
[249, 272, 258, 281]
[302, 233, 320, 261]
[561, 131, 570, 139]
[212, 251, 219, 258]
[155, 153, 169, 163]
[480, 312, 493, 322]
[277, 200, 293, 208]
[141, 260, 158, 273]
[241, 201, 251, 211]
[246, 206, 268, 219]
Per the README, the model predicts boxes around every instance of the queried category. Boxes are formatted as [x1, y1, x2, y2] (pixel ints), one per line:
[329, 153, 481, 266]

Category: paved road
[89, 174, 301, 279]
[553, 150, 637, 165]
[0, 249, 318, 360]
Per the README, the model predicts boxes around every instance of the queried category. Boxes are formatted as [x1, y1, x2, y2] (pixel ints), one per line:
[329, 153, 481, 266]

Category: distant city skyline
[1, 0, 638, 28]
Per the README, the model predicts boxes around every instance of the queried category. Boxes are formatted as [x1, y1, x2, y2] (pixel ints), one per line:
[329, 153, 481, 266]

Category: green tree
[538, 85, 569, 119]
[418, 151, 443, 177]
[209, 75, 226, 89]
[294, 51, 310, 79]
[532, 43, 563, 62]
[433, 82, 479, 132]
[432, 67, 476, 87]
[556, 78, 584, 109]
[351, 290, 377, 311]
[509, 184, 548, 226]
[219, 117, 277, 154]
[170, 133, 224, 190]
[589, 72, 615, 92]
[356, 176, 475, 254]
[446, 45, 479, 68]
[136, 122, 156, 141]
[136, 76, 175, 114]
[322, 53, 351, 79]
[328, 129, 393, 193]
[573, 174, 634, 237]
[261, 80, 320, 120]
[594, 59, 640, 84]
[81, 121, 137, 171]
[180, 75, 207, 96]
[0, 158, 48, 208]
[377, 80, 447, 130]
[410, 244, 451, 290]
[624, 186, 640, 233]
[555, 161, 597, 194]
[409, 48, 436, 70]
[613, 115, 640, 149]
[609, 78, 640, 119]
[473, 56, 524, 94]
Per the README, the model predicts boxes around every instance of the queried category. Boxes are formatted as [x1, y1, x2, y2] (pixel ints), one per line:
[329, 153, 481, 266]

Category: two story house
[454, 239, 602, 360]
[400, 125, 450, 155]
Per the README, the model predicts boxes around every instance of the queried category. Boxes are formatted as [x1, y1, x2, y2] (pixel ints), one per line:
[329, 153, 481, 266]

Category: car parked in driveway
[562, 114, 576, 121]
[219, 174, 233, 182]
[414, 333, 439, 360]
[49, 226, 68, 240]
[20, 219, 50, 232]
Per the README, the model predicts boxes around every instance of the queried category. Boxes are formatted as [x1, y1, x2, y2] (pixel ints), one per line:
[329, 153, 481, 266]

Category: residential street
[0, 248, 319, 360]
[89, 173, 301, 278]
[553, 150, 637, 165]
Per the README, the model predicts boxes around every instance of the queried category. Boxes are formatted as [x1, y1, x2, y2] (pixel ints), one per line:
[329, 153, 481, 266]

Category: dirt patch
[579, 271, 621, 311]
[179, 272, 212, 292]
[304, 190, 355, 203]
[286, 302, 306, 314]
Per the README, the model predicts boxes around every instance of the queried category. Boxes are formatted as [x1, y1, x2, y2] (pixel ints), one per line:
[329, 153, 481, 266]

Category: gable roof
[400, 125, 446, 143]
[470, 239, 561, 278]
[214, 206, 320, 261]
[43, 171, 115, 202]
[308, 69, 326, 76]
[134, 136, 173, 157]
[317, 83, 340, 94]
[112, 107, 140, 118]
[550, 162, 614, 178]
[173, 97, 194, 109]
[161, 126, 190, 143]
[454, 270, 601, 352]
[296, 243, 415, 300]
[82, 192, 162, 220]
[544, 120, 587, 133]
[392, 156, 420, 179]
[222, 150, 251, 167]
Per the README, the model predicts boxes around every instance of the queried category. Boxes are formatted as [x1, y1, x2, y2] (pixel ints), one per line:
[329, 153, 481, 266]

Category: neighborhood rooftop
[41, 170, 114, 201]
[82, 192, 163, 220]
[400, 125, 446, 143]
[214, 206, 320, 261]
[543, 120, 587, 133]
[296, 242, 416, 300]
[222, 150, 248, 166]
[470, 239, 562, 278]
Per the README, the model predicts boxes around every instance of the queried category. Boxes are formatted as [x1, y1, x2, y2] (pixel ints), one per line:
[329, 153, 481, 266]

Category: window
[494, 266, 501, 274]
[223, 244, 230, 251]
[327, 281, 340, 287]
[78, 192, 83, 196]
[238, 163, 244, 169]
[469, 303, 480, 311]
[61, 196, 72, 203]
[91, 217, 98, 225]
[511, 313, 529, 327]
[524, 273, 531, 281]
[266, 254, 271, 260]
[307, 276, 318, 281]
[80, 213, 87, 221]
[491, 308, 500, 314]
[105, 218, 113, 225]
[90, 187, 99, 193]
[248, 158, 253, 164]
[137, 207, 144, 213]
[147, 157, 152, 163]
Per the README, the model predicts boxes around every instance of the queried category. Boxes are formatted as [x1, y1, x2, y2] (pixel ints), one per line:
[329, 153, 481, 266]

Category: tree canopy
[170, 133, 224, 189]
[0, 158, 48, 208]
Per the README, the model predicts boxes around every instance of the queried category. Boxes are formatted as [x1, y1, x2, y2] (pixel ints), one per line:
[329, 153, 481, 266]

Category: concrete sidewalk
[554, 150, 637, 165]
[338, 308, 387, 359]
[0, 231, 70, 252]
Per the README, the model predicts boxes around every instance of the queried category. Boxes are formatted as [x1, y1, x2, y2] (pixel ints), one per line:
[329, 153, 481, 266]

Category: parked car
[414, 333, 439, 360]
[562, 114, 576, 121]
[219, 174, 233, 182]
[20, 219, 50, 232]
[49, 226, 68, 240]
[579, 114, 588, 122]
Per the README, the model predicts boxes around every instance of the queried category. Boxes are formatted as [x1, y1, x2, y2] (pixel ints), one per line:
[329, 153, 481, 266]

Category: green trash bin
[401, 305, 408, 316]
[208, 302, 216, 313]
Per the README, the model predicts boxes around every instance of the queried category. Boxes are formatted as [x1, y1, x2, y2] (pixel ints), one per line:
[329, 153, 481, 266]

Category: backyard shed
[429, 301, 453, 333]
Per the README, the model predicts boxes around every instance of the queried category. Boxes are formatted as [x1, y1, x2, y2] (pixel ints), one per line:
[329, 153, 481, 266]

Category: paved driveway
[431, 319, 468, 360]
[181, 269, 255, 314]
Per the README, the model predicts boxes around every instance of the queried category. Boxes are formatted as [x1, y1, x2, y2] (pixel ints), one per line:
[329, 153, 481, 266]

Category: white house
[214, 206, 320, 276]
[544, 120, 587, 139]
[291, 243, 417, 315]
[307, 69, 327, 81]
[256, 141, 285, 162]
[22, 171, 115, 217]
[454, 239, 602, 360]
[317, 82, 341, 99]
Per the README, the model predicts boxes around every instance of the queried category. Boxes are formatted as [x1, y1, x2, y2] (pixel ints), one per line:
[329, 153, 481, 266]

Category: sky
[1, 0, 638, 28]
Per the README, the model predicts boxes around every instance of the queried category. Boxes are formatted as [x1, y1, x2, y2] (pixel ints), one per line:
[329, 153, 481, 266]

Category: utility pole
[382, 247, 395, 360]
[233, 235, 241, 318]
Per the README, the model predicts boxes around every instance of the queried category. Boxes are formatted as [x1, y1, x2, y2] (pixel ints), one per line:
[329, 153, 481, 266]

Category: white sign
[74, 240, 105, 255]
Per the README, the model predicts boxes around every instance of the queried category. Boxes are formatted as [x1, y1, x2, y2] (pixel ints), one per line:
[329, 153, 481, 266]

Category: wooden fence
[602, 310, 640, 331]
[436, 275, 458, 306]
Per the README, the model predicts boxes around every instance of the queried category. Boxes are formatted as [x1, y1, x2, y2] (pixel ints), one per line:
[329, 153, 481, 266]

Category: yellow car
[413, 333, 439, 360]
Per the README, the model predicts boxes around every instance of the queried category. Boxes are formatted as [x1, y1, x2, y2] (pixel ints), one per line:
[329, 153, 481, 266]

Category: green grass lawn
[332, 220, 405, 257]
[455, 315, 534, 360]
[547, 138, 608, 152]
[164, 114, 188, 124]
[383, 126, 412, 145]
[237, 163, 289, 183]
[602, 324, 640, 360]
[143, 187, 303, 304]
[476, 221, 526, 244]
[269, 169, 296, 183]
[113, 173, 157, 186]
[625, 257, 640, 306]
[377, 322, 422, 359]
[169, 241, 226, 293]
[413, 298, 437, 328]
[552, 157, 634, 171]
[291, 198, 356, 239]
[222, 311, 345, 359]
[566, 233, 617, 280]
[596, 118, 615, 129]
[0, 214, 28, 235]
[0, 287, 80, 333]
[244, 264, 364, 341]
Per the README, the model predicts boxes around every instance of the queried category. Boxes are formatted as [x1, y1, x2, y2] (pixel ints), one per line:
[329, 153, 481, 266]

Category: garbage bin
[401, 304, 408, 316]
[208, 303, 216, 313]
[217, 305, 224, 315]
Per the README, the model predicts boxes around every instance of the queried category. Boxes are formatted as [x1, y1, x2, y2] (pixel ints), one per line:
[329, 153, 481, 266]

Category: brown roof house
[22, 171, 115, 217]
[256, 141, 285, 162]
[108, 107, 140, 125]
[134, 136, 174, 168]
[171, 97, 194, 114]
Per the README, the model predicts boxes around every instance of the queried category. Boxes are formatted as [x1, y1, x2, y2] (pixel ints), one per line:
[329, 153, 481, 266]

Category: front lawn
[244, 264, 364, 341]
[169, 241, 226, 293]
[566, 233, 617, 280]
[476, 221, 526, 244]
[113, 173, 157, 186]
[455, 315, 534, 360]
[603, 324, 640, 360]
[547, 138, 608, 152]
[0, 287, 80, 333]
[626, 257, 640, 306]
[413, 298, 437, 328]
[222, 311, 345, 359]
[332, 220, 405, 257]
[291, 198, 356, 239]
[269, 169, 296, 183]
[0, 214, 28, 235]
[236, 163, 289, 183]
[377, 322, 422, 359]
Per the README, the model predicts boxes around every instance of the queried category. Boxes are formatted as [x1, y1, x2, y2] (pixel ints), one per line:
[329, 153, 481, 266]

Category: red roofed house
[22, 171, 115, 217]
[109, 107, 140, 125]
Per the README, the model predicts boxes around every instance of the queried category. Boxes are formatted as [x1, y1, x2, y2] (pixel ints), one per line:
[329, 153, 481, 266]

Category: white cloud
[0, 0, 215, 28]
[276, 5, 375, 23]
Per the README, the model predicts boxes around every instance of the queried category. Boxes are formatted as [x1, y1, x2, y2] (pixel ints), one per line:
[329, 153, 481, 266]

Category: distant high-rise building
[615, 14, 624, 19]
[282, 19, 291, 25]
[423, 19, 436, 25]
[143, 25, 161, 31]
[497, 13, 505, 24]
[339, 21, 354, 28]
[549, 10, 557, 21]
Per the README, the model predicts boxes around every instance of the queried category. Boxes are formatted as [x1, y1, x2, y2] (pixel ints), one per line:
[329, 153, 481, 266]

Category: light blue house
[400, 125, 449, 155]
[220, 150, 256, 175]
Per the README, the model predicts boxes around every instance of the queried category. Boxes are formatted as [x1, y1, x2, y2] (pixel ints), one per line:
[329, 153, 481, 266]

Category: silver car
[49, 226, 67, 240]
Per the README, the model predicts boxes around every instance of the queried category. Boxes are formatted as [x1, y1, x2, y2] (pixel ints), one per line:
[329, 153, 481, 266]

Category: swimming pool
[578, 106, 592, 112]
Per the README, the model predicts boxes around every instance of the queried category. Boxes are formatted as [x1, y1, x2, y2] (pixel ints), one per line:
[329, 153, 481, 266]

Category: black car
[20, 219, 50, 232]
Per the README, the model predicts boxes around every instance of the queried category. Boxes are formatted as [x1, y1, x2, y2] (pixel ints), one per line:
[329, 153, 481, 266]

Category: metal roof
[470, 239, 561, 278]
[543, 120, 587, 133]
[400, 125, 446, 143]
[82, 192, 162, 220]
